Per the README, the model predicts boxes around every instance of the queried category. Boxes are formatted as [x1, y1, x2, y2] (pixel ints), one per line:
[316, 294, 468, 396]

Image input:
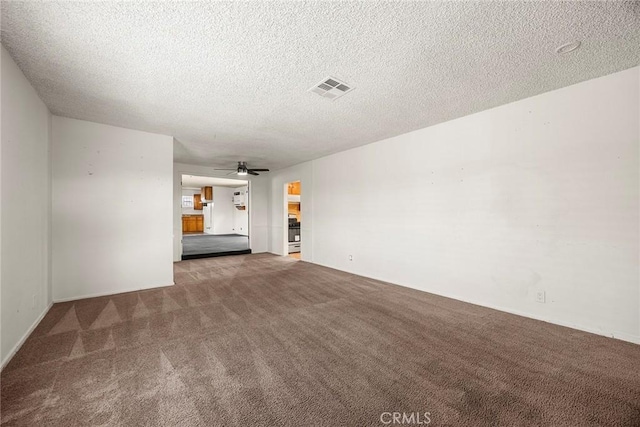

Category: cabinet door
[202, 186, 213, 200]
[196, 216, 204, 232]
[194, 194, 203, 210]
[182, 217, 189, 232]
[288, 182, 300, 195]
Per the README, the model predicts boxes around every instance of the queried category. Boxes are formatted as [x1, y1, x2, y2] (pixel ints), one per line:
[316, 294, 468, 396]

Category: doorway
[180, 175, 250, 260]
[285, 181, 301, 259]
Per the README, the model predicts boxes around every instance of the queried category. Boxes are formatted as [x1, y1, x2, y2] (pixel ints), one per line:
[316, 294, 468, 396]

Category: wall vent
[309, 76, 354, 100]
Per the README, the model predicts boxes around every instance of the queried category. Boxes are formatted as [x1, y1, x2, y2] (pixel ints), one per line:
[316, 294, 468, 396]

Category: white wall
[233, 185, 249, 236]
[249, 177, 269, 254]
[1, 46, 53, 367]
[211, 186, 235, 234]
[52, 117, 174, 301]
[173, 162, 269, 261]
[269, 67, 640, 343]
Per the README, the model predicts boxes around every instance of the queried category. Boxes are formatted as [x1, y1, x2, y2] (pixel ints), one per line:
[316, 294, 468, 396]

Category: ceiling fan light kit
[215, 161, 270, 176]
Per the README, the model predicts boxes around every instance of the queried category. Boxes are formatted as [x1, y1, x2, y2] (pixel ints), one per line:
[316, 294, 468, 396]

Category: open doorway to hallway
[181, 175, 250, 259]
[286, 181, 301, 259]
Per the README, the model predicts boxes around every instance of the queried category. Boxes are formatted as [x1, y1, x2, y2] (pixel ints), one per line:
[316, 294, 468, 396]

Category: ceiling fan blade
[214, 168, 236, 170]
[248, 168, 269, 172]
[226, 171, 238, 176]
[247, 170, 259, 176]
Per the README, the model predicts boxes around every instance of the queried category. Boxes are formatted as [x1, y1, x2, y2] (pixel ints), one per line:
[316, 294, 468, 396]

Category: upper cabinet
[193, 194, 203, 210]
[287, 182, 300, 195]
[201, 186, 213, 201]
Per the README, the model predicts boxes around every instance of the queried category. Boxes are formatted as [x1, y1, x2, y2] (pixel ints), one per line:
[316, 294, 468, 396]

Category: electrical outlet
[535, 291, 546, 303]
[348, 255, 353, 261]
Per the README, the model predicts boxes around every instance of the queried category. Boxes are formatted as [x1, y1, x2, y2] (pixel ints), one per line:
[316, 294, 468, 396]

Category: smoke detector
[308, 76, 354, 100]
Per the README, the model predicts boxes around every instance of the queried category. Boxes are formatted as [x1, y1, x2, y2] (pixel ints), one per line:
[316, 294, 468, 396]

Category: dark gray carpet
[182, 234, 248, 255]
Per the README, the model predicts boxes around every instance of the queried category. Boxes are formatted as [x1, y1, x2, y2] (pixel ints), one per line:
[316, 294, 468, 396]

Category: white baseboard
[1, 282, 177, 370]
[53, 283, 174, 303]
[1, 301, 54, 371]
[308, 260, 640, 346]
[607, 331, 640, 345]
[435, 291, 640, 345]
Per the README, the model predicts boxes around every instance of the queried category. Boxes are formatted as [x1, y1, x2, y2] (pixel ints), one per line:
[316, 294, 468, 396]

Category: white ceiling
[182, 175, 247, 189]
[2, 2, 638, 171]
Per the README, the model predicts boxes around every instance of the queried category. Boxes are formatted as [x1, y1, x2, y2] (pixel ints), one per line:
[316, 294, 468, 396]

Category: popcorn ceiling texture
[1, 1, 639, 170]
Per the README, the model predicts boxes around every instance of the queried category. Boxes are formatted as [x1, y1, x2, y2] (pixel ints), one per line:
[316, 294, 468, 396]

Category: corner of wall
[0, 48, 3, 365]
[1, 45, 55, 367]
[0, 301, 53, 371]
[47, 111, 53, 305]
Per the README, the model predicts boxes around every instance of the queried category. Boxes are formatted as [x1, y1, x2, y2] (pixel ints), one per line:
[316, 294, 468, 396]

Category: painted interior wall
[1, 47, 2, 368]
[173, 162, 268, 261]
[211, 186, 235, 234]
[249, 175, 269, 254]
[233, 185, 249, 236]
[52, 117, 174, 301]
[1, 46, 53, 367]
[269, 67, 640, 343]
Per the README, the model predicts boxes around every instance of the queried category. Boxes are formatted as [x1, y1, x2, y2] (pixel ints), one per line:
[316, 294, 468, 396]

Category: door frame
[283, 180, 301, 257]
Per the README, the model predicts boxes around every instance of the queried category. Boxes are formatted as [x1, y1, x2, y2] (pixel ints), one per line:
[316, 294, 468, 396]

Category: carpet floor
[2, 254, 639, 426]
[182, 234, 249, 256]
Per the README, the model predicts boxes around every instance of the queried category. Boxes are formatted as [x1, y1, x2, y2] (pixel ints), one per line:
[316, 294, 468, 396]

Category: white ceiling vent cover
[308, 76, 354, 100]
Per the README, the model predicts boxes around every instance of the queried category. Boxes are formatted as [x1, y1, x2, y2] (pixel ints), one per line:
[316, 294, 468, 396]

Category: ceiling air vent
[309, 76, 354, 100]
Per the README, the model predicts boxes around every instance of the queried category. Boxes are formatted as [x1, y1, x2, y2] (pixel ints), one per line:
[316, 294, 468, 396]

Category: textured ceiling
[2, 1, 639, 170]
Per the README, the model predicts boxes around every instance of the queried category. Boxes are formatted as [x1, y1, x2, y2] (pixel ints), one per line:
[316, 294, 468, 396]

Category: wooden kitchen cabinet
[288, 203, 301, 222]
[182, 215, 204, 233]
[193, 194, 203, 210]
[182, 216, 193, 232]
[287, 182, 300, 195]
[201, 186, 213, 201]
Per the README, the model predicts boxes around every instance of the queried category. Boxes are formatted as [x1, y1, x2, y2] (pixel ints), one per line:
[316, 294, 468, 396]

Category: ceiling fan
[215, 161, 270, 176]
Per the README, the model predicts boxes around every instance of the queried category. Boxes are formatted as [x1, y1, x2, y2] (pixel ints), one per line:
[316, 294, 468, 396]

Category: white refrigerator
[203, 203, 214, 234]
